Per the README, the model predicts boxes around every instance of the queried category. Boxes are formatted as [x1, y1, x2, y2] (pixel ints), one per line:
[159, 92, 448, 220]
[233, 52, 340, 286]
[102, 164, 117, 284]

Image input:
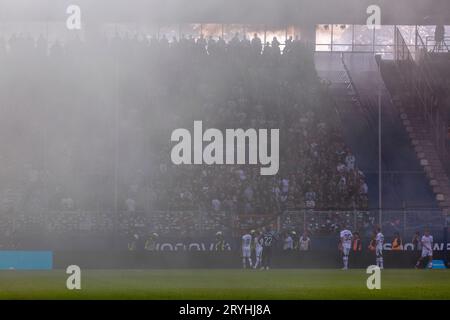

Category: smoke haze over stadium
[0, 0, 449, 307]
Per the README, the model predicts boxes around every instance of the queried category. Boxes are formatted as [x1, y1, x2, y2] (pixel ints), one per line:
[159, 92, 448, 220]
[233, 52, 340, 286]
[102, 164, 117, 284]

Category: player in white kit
[339, 229, 353, 270]
[241, 232, 253, 269]
[375, 227, 384, 269]
[253, 230, 263, 269]
[416, 229, 433, 269]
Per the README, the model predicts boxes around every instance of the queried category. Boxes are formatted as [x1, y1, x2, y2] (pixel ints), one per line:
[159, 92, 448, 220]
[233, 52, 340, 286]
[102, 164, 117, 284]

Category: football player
[339, 228, 353, 270]
[253, 230, 263, 269]
[261, 225, 277, 270]
[241, 231, 253, 269]
[416, 229, 433, 269]
[375, 227, 384, 269]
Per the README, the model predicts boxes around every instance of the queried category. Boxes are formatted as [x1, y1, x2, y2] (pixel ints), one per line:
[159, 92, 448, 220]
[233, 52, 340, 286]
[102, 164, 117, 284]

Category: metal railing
[394, 27, 450, 168]
[425, 36, 450, 52]
[280, 209, 444, 238]
[3, 208, 444, 238]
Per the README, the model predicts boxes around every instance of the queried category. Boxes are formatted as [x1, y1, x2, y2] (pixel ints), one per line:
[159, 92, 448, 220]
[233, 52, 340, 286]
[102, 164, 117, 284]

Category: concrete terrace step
[424, 165, 445, 177]
[412, 128, 430, 134]
[404, 115, 426, 122]
[437, 183, 450, 190]
[426, 171, 448, 180]
[427, 164, 446, 173]
[420, 152, 440, 160]
[433, 186, 450, 194]
[408, 127, 431, 134]
[419, 156, 441, 164]
[428, 159, 444, 166]
[389, 84, 450, 209]
[404, 111, 424, 117]
[405, 114, 426, 120]
[440, 201, 450, 208]
[410, 123, 431, 130]
[415, 145, 437, 153]
[407, 119, 426, 124]
[431, 178, 450, 187]
[407, 123, 429, 130]
[409, 133, 433, 140]
[404, 125, 429, 135]
[408, 124, 429, 131]
[423, 166, 446, 176]
[417, 152, 427, 159]
[437, 178, 450, 185]
[412, 139, 435, 147]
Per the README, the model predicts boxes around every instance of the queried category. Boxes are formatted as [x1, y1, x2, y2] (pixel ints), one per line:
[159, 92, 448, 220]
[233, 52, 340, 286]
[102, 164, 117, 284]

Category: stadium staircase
[315, 52, 439, 211]
[315, 53, 379, 208]
[380, 59, 450, 215]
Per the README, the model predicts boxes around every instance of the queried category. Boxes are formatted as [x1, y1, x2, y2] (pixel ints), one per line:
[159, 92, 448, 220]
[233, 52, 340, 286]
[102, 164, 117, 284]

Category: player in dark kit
[261, 225, 277, 270]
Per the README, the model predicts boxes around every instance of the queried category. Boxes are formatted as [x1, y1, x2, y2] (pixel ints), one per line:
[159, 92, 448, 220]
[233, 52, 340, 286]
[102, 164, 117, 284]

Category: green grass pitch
[0, 269, 449, 300]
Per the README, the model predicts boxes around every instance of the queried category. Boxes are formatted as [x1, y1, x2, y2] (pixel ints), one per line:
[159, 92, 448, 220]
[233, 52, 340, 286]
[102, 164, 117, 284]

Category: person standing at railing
[368, 231, 376, 253]
[433, 24, 446, 52]
[412, 231, 421, 251]
[352, 232, 362, 252]
[391, 232, 403, 251]
[251, 33, 262, 55]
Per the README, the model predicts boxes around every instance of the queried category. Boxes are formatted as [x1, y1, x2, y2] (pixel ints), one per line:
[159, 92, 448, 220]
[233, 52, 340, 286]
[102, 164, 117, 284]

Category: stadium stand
[0, 32, 370, 246]
[379, 28, 450, 214]
[0, 23, 448, 250]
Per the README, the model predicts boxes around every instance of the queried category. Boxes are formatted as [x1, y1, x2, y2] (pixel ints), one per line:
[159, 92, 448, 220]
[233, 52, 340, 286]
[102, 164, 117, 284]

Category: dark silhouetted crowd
[0, 31, 370, 243]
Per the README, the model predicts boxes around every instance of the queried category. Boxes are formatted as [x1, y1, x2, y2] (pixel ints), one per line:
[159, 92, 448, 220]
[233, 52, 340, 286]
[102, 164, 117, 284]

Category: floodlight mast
[378, 60, 382, 230]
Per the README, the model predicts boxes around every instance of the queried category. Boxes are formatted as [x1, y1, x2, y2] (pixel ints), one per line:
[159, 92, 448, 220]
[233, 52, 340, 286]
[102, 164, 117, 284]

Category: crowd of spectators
[0, 30, 369, 241]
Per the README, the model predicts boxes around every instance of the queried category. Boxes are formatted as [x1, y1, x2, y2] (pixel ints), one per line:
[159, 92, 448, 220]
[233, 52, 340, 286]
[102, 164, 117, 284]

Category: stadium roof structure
[1, 0, 450, 25]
